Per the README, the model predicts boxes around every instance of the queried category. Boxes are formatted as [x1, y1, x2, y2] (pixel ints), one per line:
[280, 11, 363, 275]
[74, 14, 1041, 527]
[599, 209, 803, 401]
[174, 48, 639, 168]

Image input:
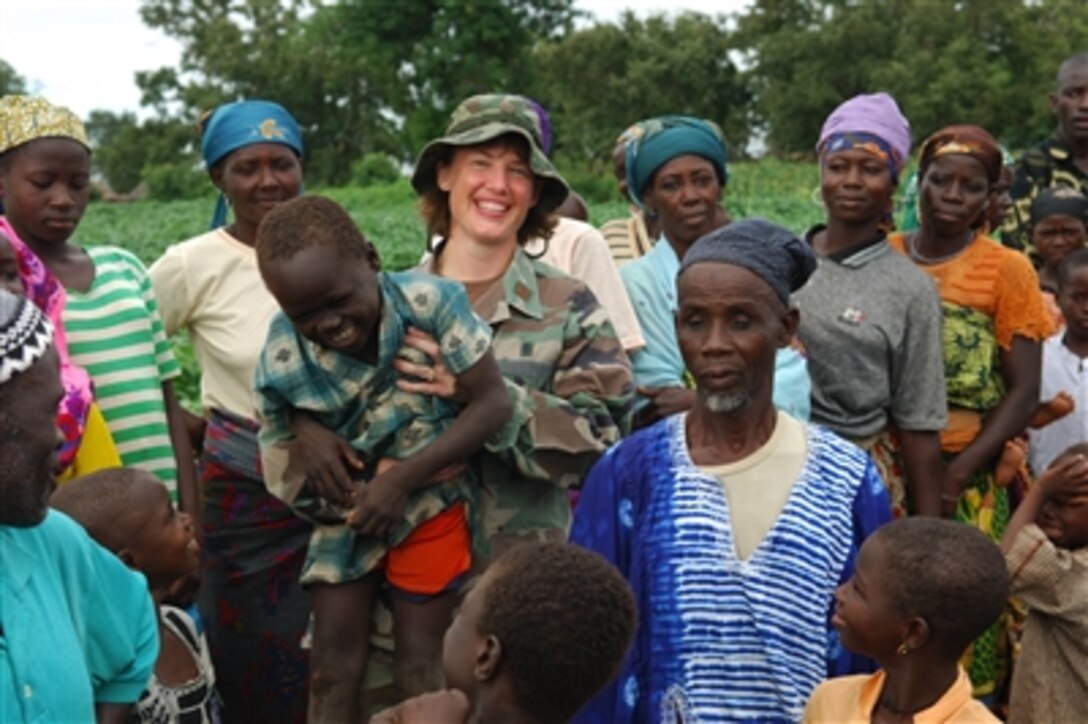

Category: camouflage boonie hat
[410, 94, 569, 214]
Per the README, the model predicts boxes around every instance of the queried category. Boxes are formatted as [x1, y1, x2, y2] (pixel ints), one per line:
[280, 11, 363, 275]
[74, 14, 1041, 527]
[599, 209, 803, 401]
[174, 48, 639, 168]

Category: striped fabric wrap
[62, 246, 180, 495]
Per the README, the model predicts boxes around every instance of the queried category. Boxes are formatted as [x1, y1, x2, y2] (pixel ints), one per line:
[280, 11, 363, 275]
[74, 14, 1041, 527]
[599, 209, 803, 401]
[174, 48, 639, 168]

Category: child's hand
[369, 689, 470, 723]
[1039, 453, 1088, 497]
[348, 460, 410, 537]
[287, 413, 362, 507]
[394, 327, 463, 402]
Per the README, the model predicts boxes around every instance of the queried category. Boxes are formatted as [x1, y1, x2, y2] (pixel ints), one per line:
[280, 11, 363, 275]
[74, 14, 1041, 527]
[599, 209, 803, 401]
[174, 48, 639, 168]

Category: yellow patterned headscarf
[0, 95, 90, 155]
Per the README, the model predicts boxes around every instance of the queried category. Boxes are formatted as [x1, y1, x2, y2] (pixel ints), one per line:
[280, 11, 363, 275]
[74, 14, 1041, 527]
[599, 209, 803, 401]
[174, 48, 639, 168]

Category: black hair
[479, 543, 637, 723]
[1057, 52, 1088, 89]
[875, 518, 1008, 659]
[1057, 247, 1088, 292]
[49, 467, 159, 553]
[1052, 441, 1088, 464]
[254, 195, 380, 268]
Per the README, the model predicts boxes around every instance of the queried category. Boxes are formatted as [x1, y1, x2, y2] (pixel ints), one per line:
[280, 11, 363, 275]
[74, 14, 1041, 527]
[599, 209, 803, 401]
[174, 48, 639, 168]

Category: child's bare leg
[995, 438, 1028, 488]
[309, 575, 380, 724]
[1029, 391, 1075, 428]
[392, 590, 459, 698]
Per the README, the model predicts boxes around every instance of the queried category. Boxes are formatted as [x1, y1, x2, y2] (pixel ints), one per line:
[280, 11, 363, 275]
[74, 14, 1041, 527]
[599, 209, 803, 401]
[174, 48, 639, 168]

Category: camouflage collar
[485, 249, 543, 324]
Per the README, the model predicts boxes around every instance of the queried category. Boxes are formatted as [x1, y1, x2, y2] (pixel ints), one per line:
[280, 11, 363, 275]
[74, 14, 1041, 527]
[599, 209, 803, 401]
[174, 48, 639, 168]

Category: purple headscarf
[817, 93, 911, 181]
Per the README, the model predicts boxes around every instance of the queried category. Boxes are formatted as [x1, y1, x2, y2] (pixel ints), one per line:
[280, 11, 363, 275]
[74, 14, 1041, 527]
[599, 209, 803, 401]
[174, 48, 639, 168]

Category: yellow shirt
[804, 668, 998, 723]
[150, 229, 280, 418]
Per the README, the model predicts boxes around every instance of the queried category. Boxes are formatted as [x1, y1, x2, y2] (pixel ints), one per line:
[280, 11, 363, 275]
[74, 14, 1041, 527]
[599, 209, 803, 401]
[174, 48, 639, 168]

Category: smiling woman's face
[436, 139, 541, 250]
[643, 154, 723, 249]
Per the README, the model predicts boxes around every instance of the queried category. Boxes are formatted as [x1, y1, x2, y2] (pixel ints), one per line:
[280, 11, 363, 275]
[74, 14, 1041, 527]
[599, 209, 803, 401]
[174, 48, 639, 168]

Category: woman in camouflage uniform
[403, 93, 635, 564]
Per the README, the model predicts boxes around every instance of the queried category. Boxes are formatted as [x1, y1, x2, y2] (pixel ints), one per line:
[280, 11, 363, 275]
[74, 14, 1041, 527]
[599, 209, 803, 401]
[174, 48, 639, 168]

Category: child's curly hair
[480, 542, 636, 723]
[255, 195, 380, 269]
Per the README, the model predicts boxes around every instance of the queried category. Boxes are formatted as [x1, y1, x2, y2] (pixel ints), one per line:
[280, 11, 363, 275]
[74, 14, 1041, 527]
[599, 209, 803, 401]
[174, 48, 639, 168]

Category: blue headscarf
[624, 116, 729, 208]
[199, 100, 303, 229]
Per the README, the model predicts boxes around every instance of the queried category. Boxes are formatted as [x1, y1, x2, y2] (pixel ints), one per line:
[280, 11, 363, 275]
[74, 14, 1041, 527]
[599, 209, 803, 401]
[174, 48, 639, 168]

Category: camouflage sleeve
[485, 285, 635, 488]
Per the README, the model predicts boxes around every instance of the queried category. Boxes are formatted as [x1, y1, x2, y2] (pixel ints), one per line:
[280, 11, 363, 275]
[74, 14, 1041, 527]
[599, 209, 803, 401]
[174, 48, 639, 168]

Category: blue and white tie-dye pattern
[570, 414, 891, 723]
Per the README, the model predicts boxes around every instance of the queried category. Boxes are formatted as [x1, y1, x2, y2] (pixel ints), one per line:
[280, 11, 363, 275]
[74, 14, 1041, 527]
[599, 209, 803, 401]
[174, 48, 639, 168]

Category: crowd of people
[2, 49, 1088, 724]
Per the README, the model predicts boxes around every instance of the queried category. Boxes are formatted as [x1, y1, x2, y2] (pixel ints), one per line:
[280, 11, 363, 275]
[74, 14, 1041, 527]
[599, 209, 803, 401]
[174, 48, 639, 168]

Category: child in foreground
[1000, 444, 1088, 724]
[370, 542, 638, 724]
[253, 195, 511, 722]
[805, 517, 1007, 723]
[51, 468, 220, 722]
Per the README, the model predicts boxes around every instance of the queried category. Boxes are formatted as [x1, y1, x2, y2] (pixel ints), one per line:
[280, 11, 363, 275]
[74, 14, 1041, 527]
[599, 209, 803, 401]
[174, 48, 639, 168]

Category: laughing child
[0, 95, 195, 510]
[1001, 444, 1088, 723]
[805, 518, 1007, 722]
[253, 195, 511, 722]
[51, 468, 220, 722]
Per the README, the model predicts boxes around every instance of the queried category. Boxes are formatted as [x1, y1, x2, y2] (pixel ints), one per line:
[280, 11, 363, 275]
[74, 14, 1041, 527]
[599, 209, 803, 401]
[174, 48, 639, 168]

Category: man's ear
[475, 634, 502, 682]
[117, 547, 138, 570]
[779, 306, 800, 347]
[902, 615, 931, 653]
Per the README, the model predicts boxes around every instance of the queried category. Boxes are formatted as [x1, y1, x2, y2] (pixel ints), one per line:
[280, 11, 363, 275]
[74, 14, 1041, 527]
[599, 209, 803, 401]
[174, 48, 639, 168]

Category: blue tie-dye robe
[570, 414, 892, 723]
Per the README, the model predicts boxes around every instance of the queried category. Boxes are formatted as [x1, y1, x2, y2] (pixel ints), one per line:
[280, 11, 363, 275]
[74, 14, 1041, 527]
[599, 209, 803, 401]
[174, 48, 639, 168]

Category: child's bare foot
[1030, 391, 1075, 428]
[995, 438, 1028, 488]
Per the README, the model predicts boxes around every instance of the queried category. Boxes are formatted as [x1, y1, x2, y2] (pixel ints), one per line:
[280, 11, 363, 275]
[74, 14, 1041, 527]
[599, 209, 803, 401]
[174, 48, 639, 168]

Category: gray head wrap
[679, 219, 817, 305]
[0, 289, 53, 386]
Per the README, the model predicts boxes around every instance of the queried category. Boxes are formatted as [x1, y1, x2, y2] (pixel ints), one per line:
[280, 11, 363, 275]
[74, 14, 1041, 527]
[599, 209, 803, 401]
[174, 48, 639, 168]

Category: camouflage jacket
[420, 248, 635, 560]
[1007, 135, 1088, 256]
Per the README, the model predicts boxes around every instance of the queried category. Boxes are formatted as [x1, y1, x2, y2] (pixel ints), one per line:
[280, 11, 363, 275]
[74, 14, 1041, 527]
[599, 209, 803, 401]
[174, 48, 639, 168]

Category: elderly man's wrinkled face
[676, 263, 794, 415]
[0, 346, 63, 526]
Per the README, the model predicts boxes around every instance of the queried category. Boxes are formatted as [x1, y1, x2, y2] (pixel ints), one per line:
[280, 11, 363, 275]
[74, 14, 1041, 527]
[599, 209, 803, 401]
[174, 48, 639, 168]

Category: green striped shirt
[63, 246, 181, 497]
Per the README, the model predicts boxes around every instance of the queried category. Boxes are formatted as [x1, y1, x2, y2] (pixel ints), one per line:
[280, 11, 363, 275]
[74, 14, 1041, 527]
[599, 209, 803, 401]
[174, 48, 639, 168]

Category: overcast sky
[1, 0, 749, 118]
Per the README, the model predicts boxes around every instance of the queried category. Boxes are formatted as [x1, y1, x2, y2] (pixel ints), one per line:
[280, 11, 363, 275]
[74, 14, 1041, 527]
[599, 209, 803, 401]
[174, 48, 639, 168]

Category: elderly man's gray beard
[701, 390, 749, 414]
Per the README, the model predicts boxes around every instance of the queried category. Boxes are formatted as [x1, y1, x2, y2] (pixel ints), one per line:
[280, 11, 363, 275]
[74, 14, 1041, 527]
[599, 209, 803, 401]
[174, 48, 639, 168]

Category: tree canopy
[6, 0, 1086, 195]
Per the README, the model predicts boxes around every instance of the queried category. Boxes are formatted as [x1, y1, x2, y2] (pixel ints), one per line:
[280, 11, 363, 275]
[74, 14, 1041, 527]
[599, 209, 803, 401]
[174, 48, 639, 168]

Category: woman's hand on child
[288, 412, 362, 507]
[368, 689, 470, 724]
[348, 461, 410, 537]
[394, 327, 463, 403]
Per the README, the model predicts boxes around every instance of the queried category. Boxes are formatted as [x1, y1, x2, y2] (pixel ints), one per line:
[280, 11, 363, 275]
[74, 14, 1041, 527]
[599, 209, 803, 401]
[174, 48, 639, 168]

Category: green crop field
[69, 159, 827, 411]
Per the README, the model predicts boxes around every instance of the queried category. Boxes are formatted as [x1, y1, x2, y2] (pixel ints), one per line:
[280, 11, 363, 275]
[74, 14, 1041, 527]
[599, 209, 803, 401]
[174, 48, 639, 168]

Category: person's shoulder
[384, 269, 473, 315]
[804, 673, 871, 721]
[804, 422, 873, 470]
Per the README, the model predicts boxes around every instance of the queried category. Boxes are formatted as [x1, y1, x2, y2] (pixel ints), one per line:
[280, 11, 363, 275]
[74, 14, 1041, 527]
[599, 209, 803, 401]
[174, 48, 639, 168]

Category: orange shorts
[382, 502, 471, 596]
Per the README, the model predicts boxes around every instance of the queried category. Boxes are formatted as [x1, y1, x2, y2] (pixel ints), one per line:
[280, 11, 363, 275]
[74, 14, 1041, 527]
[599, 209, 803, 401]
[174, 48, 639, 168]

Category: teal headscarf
[624, 116, 729, 208]
[200, 100, 303, 228]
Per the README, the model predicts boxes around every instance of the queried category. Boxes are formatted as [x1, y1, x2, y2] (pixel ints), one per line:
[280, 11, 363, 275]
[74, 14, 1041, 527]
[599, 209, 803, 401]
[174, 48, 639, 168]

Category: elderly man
[570, 220, 892, 723]
[1009, 51, 1088, 250]
[0, 290, 158, 722]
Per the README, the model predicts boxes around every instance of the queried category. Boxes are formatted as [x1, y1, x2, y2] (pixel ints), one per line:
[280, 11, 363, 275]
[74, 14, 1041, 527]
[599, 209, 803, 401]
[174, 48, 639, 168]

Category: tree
[533, 12, 752, 164]
[0, 59, 27, 96]
[330, 0, 579, 157]
[137, 0, 382, 184]
[85, 111, 197, 194]
[733, 0, 1088, 154]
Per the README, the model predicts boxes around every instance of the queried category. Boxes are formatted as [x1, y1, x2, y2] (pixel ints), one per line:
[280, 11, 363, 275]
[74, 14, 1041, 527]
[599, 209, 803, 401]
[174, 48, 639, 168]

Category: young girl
[0, 225, 120, 479]
[805, 517, 1007, 723]
[1030, 187, 1088, 329]
[0, 95, 195, 511]
[52, 468, 221, 723]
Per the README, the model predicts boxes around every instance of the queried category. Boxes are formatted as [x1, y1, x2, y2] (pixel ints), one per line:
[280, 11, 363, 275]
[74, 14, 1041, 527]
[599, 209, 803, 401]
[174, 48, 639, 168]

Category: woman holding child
[405, 94, 635, 560]
[149, 100, 310, 722]
[888, 125, 1054, 700]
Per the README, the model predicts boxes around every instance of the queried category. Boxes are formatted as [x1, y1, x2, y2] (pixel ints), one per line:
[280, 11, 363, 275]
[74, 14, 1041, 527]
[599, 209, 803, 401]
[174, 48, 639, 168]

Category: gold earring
[896, 642, 908, 656]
